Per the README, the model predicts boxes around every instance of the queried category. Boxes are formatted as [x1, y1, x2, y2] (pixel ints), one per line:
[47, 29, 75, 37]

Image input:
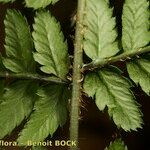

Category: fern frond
[33, 11, 69, 79]
[25, 0, 59, 9]
[122, 0, 150, 94]
[17, 84, 69, 145]
[83, 66, 143, 131]
[122, 0, 149, 51]
[3, 10, 35, 73]
[83, 0, 119, 60]
[0, 81, 38, 139]
[105, 139, 128, 150]
[127, 56, 150, 95]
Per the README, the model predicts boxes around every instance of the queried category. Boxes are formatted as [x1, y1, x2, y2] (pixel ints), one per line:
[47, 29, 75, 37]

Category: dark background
[0, 0, 150, 150]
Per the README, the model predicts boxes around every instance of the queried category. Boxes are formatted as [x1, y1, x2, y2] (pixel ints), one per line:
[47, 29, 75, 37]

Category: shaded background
[0, 0, 150, 150]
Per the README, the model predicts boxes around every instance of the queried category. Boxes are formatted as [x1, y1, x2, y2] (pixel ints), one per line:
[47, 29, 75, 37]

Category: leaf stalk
[0, 72, 67, 84]
[82, 46, 150, 71]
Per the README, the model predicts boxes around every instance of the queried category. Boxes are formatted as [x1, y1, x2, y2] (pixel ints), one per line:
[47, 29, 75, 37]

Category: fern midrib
[134, 59, 150, 78]
[124, 0, 148, 51]
[7, 13, 30, 71]
[97, 6, 101, 58]
[0, 96, 27, 134]
[19, 105, 58, 142]
[97, 72, 116, 106]
[45, 24, 59, 77]
[98, 71, 131, 119]
[96, 4, 107, 58]
[25, 87, 64, 140]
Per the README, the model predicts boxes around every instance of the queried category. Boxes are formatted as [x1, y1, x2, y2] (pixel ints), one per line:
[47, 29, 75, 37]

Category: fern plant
[0, 0, 149, 150]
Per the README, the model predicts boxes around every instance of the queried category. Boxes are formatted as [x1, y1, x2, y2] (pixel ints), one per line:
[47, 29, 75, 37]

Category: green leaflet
[83, 66, 143, 131]
[0, 81, 38, 139]
[122, 0, 149, 51]
[127, 56, 150, 95]
[25, 0, 59, 9]
[17, 84, 69, 145]
[105, 139, 128, 150]
[122, 0, 150, 94]
[0, 0, 15, 3]
[83, 0, 119, 60]
[3, 10, 35, 73]
[33, 11, 69, 79]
